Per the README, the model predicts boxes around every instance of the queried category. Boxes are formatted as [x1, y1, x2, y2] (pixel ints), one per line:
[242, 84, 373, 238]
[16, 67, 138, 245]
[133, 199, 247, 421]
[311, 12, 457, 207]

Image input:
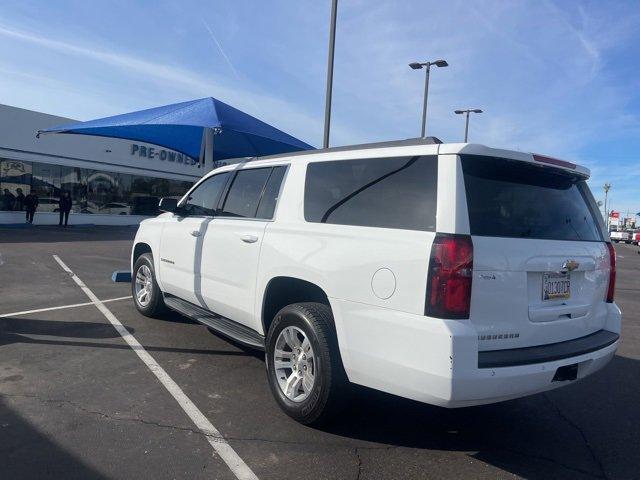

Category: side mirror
[158, 197, 179, 213]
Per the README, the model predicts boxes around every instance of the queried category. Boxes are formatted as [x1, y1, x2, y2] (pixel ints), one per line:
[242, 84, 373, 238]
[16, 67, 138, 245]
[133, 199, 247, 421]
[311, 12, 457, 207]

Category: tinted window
[256, 166, 287, 219]
[220, 168, 271, 218]
[182, 172, 230, 216]
[461, 156, 603, 241]
[304, 156, 437, 231]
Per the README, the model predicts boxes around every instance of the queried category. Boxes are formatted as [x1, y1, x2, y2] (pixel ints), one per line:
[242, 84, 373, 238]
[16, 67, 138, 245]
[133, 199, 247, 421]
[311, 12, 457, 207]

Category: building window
[1, 159, 32, 211]
[0, 158, 193, 215]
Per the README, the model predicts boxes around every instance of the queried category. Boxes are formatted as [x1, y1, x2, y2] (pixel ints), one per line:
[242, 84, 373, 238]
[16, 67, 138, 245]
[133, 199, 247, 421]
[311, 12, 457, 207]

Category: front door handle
[190, 230, 201, 237]
[240, 234, 259, 243]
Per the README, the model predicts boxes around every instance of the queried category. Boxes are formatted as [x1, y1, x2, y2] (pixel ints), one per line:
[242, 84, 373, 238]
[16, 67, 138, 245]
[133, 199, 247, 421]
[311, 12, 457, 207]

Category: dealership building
[0, 104, 201, 225]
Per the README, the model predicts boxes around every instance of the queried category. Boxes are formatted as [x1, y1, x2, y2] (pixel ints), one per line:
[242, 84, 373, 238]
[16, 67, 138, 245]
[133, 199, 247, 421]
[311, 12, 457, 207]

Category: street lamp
[454, 108, 483, 142]
[323, 0, 339, 149]
[409, 59, 448, 137]
[603, 183, 611, 228]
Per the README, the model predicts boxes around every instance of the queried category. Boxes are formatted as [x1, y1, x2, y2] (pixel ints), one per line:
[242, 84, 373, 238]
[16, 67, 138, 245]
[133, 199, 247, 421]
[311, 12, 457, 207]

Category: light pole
[603, 183, 611, 228]
[454, 108, 483, 142]
[409, 59, 448, 137]
[323, 0, 338, 149]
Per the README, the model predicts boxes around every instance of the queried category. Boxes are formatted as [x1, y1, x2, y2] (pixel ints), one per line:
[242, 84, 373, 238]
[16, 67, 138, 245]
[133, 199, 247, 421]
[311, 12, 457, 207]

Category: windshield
[461, 155, 603, 242]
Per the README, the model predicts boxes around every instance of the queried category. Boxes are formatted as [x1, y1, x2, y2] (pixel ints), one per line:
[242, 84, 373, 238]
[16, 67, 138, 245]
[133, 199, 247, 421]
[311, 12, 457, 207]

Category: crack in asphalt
[0, 392, 399, 451]
[0, 391, 610, 479]
[544, 394, 608, 480]
[354, 447, 363, 480]
[494, 443, 605, 479]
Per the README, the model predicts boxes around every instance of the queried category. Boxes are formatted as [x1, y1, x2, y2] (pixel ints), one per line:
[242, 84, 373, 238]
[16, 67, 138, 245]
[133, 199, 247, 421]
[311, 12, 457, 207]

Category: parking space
[1, 226, 639, 480]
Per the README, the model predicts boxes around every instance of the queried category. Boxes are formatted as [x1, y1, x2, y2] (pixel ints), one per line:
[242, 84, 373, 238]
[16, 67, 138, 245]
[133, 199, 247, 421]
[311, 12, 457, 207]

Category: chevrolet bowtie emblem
[562, 259, 580, 272]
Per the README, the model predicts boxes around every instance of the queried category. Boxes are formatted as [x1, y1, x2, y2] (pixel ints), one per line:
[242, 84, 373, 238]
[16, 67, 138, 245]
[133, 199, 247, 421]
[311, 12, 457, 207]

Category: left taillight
[606, 242, 616, 303]
[426, 234, 473, 319]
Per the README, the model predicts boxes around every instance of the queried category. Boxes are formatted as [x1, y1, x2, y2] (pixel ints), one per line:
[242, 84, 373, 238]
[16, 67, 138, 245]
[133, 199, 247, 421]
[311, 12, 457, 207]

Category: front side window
[461, 155, 603, 241]
[220, 168, 272, 218]
[304, 156, 438, 231]
[181, 172, 230, 216]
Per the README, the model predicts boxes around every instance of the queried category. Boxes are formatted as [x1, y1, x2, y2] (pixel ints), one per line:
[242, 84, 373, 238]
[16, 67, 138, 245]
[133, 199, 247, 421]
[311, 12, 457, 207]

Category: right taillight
[606, 242, 616, 303]
[426, 234, 473, 319]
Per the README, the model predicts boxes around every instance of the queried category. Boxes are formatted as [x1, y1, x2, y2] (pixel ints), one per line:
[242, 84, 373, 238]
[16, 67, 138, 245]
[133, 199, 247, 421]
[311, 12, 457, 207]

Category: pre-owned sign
[131, 144, 197, 166]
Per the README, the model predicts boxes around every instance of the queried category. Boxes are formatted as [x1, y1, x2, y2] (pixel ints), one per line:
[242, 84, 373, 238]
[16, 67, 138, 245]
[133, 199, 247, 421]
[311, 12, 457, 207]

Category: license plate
[542, 273, 571, 301]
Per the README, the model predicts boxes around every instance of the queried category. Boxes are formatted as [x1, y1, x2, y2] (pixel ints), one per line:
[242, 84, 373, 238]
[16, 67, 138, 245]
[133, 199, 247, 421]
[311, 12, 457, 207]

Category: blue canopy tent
[37, 97, 314, 171]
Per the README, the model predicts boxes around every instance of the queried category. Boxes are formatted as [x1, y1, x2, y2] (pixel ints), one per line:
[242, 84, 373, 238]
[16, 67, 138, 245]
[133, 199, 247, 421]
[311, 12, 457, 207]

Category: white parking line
[0, 296, 131, 318]
[52, 255, 258, 480]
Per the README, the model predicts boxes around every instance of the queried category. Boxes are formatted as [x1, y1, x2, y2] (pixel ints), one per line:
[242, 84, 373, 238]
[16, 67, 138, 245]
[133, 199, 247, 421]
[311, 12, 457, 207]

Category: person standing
[15, 188, 25, 211]
[2, 188, 15, 211]
[58, 191, 72, 227]
[24, 191, 38, 224]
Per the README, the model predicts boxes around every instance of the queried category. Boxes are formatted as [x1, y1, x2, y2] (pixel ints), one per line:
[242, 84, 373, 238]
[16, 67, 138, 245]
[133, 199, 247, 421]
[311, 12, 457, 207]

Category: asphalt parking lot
[1, 226, 638, 480]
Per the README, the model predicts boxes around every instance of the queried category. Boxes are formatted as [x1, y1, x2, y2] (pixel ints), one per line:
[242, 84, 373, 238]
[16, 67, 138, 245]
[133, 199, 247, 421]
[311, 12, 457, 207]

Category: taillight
[426, 234, 473, 319]
[606, 242, 616, 303]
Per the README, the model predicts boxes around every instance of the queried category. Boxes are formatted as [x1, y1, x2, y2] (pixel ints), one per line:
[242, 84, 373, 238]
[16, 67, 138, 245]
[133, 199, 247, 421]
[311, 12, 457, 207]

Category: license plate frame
[542, 272, 571, 301]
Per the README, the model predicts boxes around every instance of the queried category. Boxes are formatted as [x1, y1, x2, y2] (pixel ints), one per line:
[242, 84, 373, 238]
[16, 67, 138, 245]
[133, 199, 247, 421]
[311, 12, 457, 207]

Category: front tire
[132, 253, 166, 317]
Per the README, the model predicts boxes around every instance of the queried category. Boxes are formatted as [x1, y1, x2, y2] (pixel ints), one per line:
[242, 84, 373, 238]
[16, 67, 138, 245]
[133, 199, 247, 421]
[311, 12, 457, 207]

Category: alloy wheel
[273, 326, 316, 402]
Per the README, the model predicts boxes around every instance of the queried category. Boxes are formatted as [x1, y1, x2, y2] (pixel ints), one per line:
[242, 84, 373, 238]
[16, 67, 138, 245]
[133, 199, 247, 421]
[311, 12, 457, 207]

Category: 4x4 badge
[562, 259, 579, 272]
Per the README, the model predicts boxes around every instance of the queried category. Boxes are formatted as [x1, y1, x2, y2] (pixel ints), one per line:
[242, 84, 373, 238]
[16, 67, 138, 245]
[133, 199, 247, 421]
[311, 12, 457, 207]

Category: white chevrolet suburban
[131, 138, 621, 424]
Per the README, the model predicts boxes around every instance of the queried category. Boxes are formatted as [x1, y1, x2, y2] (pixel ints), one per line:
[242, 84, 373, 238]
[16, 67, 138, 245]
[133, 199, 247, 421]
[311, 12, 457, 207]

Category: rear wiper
[519, 228, 532, 238]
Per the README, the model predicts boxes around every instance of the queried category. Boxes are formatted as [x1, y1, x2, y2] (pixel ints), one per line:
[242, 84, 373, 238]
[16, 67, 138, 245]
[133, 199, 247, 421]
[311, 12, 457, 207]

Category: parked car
[36, 197, 60, 213]
[131, 139, 621, 424]
[610, 230, 630, 243]
[98, 202, 131, 215]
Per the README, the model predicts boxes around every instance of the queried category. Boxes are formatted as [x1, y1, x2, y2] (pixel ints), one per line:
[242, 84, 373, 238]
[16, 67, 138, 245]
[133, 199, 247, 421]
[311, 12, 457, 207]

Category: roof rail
[227, 136, 443, 163]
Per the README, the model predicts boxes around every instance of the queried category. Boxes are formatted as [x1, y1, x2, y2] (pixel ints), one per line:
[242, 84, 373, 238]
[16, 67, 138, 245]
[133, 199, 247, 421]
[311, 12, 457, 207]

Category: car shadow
[315, 354, 639, 479]
[0, 316, 250, 357]
[0, 317, 123, 342]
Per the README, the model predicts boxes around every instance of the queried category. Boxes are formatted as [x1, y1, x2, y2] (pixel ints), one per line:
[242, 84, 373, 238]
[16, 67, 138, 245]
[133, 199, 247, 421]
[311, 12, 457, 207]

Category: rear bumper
[478, 330, 619, 368]
[447, 337, 618, 407]
[333, 299, 621, 408]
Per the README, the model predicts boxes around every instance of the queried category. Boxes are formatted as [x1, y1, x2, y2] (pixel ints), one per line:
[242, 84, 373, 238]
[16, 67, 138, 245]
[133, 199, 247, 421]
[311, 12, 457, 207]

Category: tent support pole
[205, 128, 214, 173]
[198, 129, 207, 171]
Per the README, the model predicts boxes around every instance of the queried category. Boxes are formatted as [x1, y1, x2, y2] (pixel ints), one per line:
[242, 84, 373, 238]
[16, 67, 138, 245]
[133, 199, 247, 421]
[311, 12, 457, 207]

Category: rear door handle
[240, 234, 259, 243]
[190, 230, 201, 237]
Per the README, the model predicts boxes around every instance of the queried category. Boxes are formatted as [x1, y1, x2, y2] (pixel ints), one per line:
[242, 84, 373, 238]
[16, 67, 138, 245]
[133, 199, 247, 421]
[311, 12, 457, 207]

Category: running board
[163, 294, 265, 350]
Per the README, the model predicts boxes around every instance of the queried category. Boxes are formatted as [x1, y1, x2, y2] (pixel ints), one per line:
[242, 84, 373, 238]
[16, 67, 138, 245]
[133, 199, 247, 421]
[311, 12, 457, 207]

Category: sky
[0, 0, 639, 214]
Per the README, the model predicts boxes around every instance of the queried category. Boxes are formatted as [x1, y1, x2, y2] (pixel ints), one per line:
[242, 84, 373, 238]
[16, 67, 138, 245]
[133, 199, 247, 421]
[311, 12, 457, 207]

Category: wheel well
[133, 243, 152, 265]
[262, 277, 330, 334]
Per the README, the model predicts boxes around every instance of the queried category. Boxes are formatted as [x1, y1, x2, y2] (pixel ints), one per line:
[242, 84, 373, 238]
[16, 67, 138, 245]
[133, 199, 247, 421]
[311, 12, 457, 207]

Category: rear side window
[220, 168, 271, 218]
[256, 166, 287, 219]
[461, 155, 603, 241]
[304, 156, 437, 231]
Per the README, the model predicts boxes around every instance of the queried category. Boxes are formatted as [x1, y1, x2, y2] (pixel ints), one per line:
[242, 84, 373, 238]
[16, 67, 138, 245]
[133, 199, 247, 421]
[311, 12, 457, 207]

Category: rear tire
[132, 253, 166, 317]
[265, 302, 348, 425]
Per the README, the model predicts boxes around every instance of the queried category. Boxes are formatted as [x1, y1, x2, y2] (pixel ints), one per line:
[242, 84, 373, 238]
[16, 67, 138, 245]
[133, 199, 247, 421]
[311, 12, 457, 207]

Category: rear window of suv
[304, 155, 437, 231]
[461, 155, 603, 242]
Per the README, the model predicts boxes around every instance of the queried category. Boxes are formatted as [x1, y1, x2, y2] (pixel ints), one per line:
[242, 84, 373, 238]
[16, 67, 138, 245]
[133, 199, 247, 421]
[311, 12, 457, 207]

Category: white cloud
[0, 22, 339, 146]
